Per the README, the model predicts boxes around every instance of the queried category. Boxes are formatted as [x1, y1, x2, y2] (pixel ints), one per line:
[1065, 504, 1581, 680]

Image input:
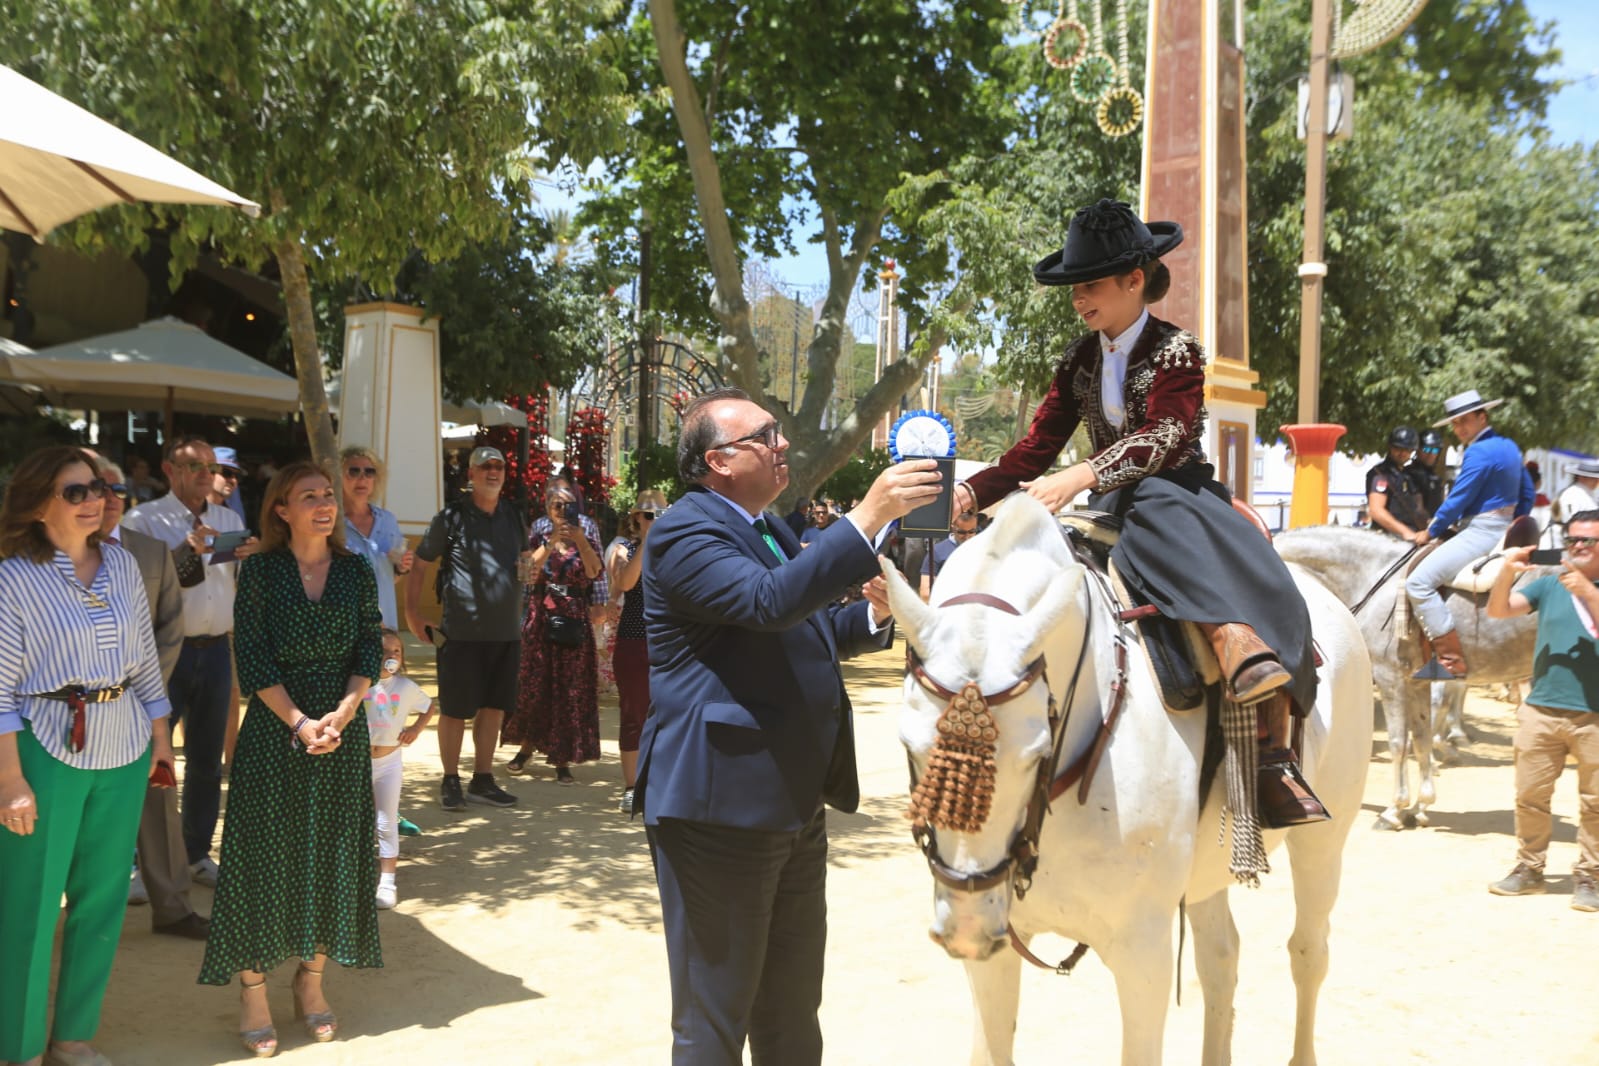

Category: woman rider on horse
[951, 199, 1329, 828]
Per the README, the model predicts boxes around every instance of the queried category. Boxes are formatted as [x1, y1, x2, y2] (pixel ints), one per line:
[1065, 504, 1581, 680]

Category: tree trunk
[647, 0, 762, 391]
[270, 191, 338, 472]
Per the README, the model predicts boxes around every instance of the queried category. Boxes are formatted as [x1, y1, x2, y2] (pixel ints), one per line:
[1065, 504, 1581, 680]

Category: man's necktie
[752, 518, 786, 564]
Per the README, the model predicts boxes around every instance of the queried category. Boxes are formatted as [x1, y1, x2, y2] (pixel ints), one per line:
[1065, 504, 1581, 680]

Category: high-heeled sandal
[238, 976, 278, 1058]
[293, 963, 338, 1042]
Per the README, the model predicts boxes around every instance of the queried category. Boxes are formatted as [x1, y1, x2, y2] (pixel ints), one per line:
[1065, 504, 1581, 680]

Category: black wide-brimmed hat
[1033, 199, 1184, 287]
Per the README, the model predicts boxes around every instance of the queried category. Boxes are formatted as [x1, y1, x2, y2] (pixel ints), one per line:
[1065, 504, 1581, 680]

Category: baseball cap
[469, 446, 507, 467]
[212, 446, 242, 472]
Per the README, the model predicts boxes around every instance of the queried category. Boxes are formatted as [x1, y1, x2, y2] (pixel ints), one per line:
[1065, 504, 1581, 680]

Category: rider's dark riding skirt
[1096, 463, 1317, 714]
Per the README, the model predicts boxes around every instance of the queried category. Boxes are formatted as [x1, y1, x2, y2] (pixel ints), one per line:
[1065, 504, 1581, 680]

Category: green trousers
[0, 727, 148, 1061]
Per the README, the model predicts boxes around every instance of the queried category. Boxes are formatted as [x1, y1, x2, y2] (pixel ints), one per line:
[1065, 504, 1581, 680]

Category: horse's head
[882, 495, 1088, 960]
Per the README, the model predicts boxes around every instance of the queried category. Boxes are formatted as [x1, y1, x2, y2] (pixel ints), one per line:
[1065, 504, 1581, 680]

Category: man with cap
[405, 445, 524, 811]
[1405, 428, 1449, 519]
[208, 445, 248, 523]
[1549, 459, 1599, 548]
[1404, 389, 1535, 678]
[1365, 426, 1429, 540]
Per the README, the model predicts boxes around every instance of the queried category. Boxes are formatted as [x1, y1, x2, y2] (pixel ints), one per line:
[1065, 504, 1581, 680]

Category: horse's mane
[931, 494, 1076, 609]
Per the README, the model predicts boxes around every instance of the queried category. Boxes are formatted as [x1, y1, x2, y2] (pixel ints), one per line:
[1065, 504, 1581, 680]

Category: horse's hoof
[1412, 808, 1431, 827]
[1372, 814, 1403, 832]
[1402, 810, 1422, 829]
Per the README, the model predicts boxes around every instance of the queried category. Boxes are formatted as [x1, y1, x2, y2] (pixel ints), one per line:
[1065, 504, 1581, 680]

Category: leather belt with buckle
[26, 683, 130, 753]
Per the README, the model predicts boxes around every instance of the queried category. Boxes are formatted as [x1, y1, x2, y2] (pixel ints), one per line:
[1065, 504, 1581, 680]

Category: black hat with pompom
[1033, 199, 1183, 287]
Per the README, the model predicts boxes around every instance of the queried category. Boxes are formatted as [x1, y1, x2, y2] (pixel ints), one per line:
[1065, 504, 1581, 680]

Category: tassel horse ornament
[883, 494, 1372, 1066]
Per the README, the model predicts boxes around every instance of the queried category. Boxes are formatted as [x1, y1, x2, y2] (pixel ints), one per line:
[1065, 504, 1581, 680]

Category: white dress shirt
[1099, 309, 1150, 431]
[121, 493, 244, 638]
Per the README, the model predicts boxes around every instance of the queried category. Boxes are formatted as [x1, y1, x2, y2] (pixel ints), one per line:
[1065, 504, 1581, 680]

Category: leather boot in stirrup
[1257, 749, 1332, 827]
[1204, 622, 1292, 704]
[1412, 628, 1468, 680]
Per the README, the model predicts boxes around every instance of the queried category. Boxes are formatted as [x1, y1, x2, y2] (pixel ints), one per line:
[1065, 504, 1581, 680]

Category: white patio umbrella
[0, 336, 45, 414]
[441, 397, 529, 428]
[0, 65, 260, 240]
[8, 317, 297, 429]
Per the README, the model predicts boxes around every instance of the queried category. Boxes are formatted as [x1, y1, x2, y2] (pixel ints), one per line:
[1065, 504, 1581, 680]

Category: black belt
[184, 634, 228, 648]
[26, 682, 129, 754]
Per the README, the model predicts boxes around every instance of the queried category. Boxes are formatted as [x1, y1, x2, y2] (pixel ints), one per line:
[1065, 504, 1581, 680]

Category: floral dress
[502, 528, 601, 765]
[198, 550, 383, 984]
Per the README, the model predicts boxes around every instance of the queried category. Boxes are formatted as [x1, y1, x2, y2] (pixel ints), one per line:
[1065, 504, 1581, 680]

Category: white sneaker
[375, 881, 398, 910]
[129, 868, 149, 906]
[189, 856, 220, 887]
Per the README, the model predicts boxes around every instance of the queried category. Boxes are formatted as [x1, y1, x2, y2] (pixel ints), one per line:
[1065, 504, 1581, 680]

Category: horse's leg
[1431, 681, 1470, 765]
[1406, 679, 1438, 826]
[1187, 891, 1238, 1066]
[1100, 915, 1174, 1066]
[1376, 681, 1410, 830]
[962, 949, 1022, 1066]
[1445, 680, 1470, 744]
[1282, 826, 1348, 1066]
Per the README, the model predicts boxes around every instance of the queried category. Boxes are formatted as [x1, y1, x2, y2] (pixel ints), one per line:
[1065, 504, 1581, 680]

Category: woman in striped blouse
[0, 446, 174, 1066]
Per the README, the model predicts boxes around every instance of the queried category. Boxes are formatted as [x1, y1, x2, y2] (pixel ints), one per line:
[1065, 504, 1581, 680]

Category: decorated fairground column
[1140, 0, 1266, 503]
[338, 302, 443, 536]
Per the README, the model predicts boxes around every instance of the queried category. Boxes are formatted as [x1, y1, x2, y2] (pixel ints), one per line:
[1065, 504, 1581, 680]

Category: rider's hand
[952, 482, 975, 518]
[1411, 529, 1432, 547]
[1020, 463, 1095, 514]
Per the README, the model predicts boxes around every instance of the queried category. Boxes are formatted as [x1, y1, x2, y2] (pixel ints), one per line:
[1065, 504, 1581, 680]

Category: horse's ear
[880, 556, 936, 656]
[1018, 564, 1086, 665]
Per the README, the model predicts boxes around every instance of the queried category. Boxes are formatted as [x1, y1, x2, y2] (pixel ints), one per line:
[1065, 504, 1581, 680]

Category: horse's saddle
[1058, 510, 1220, 713]
[1412, 514, 1541, 596]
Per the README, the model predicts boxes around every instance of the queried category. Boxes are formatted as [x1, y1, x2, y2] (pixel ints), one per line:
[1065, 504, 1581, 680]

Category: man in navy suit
[638, 388, 941, 1065]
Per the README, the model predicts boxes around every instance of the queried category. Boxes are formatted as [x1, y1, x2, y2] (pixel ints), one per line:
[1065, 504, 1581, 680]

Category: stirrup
[1412, 658, 1457, 681]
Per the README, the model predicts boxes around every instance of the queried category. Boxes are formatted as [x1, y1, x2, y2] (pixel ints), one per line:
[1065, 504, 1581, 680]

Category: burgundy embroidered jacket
[967, 315, 1209, 508]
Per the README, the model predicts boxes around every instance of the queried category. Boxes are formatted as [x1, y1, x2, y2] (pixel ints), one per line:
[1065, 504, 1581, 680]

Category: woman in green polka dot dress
[198, 461, 383, 1057]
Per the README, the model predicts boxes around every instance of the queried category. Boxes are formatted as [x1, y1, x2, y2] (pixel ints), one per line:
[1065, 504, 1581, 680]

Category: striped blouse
[0, 544, 172, 769]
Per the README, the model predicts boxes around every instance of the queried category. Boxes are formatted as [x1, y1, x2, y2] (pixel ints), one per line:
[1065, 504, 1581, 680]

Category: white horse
[1275, 525, 1534, 828]
[881, 495, 1371, 1066]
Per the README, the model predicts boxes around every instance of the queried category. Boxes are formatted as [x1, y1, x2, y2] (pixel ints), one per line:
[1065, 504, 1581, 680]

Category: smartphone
[150, 759, 177, 788]
[208, 528, 253, 564]
[563, 500, 582, 525]
[1528, 548, 1563, 566]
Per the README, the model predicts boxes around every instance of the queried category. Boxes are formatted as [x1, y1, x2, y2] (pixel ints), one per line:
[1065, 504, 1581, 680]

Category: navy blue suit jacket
[637, 486, 892, 832]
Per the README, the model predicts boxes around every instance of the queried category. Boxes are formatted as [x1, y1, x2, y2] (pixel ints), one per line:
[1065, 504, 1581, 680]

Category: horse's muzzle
[930, 893, 1011, 961]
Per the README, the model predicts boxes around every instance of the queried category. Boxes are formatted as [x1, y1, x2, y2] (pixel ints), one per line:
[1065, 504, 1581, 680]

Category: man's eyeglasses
[218, 468, 241, 481]
[717, 421, 782, 451]
[106, 483, 131, 502]
[57, 479, 108, 505]
[1421, 447, 1441, 455]
[477, 461, 506, 472]
[634, 512, 657, 522]
[1567, 536, 1599, 549]
[345, 466, 378, 479]
[174, 460, 222, 476]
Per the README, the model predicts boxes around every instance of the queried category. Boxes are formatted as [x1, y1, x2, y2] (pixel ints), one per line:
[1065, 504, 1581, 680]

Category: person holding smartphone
[0, 446, 176, 1066]
[1485, 510, 1599, 911]
[502, 483, 604, 782]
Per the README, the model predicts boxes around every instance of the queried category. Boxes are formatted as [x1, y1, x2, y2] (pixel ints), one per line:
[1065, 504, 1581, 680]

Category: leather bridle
[904, 569, 1130, 906]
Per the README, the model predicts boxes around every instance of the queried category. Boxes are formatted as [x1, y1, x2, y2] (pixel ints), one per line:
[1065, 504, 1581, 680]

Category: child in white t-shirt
[367, 628, 434, 909]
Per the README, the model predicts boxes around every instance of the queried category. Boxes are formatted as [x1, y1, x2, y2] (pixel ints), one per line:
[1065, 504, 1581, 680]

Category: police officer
[1366, 426, 1429, 540]
[1405, 428, 1448, 519]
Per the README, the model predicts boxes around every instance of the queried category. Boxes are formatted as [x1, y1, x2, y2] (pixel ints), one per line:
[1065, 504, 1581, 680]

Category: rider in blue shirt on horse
[1405, 389, 1535, 678]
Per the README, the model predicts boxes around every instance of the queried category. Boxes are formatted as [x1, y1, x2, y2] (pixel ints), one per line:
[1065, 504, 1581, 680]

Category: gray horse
[1276, 525, 1534, 829]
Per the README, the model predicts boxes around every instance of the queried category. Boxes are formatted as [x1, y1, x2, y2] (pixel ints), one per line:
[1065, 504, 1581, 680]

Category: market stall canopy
[441, 397, 529, 428]
[0, 336, 46, 414]
[0, 65, 260, 240]
[9, 317, 298, 421]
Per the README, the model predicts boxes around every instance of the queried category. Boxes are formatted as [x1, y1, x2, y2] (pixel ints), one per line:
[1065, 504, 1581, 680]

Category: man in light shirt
[122, 435, 259, 886]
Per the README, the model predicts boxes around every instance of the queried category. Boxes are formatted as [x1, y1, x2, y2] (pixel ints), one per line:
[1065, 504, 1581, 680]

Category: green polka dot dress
[198, 550, 384, 985]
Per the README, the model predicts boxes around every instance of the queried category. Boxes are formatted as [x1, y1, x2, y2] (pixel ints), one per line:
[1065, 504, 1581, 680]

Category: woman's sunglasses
[345, 466, 378, 479]
[57, 479, 108, 505]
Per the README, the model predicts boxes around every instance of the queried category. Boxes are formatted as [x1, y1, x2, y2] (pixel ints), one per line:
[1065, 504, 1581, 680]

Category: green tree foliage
[585, 0, 1019, 504]
[1245, 0, 1599, 453]
[4, 0, 629, 468]
[394, 212, 634, 404]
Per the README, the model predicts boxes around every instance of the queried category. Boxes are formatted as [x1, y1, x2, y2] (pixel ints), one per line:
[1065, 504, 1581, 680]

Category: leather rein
[904, 571, 1130, 972]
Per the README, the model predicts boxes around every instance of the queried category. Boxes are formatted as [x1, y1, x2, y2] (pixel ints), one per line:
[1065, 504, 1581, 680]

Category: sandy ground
[83, 636, 1599, 1064]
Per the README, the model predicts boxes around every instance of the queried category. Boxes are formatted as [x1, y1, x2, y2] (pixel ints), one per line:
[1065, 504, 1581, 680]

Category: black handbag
[545, 612, 584, 648]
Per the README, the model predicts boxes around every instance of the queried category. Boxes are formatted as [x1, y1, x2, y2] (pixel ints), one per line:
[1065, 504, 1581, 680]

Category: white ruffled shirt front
[1099, 309, 1150, 431]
